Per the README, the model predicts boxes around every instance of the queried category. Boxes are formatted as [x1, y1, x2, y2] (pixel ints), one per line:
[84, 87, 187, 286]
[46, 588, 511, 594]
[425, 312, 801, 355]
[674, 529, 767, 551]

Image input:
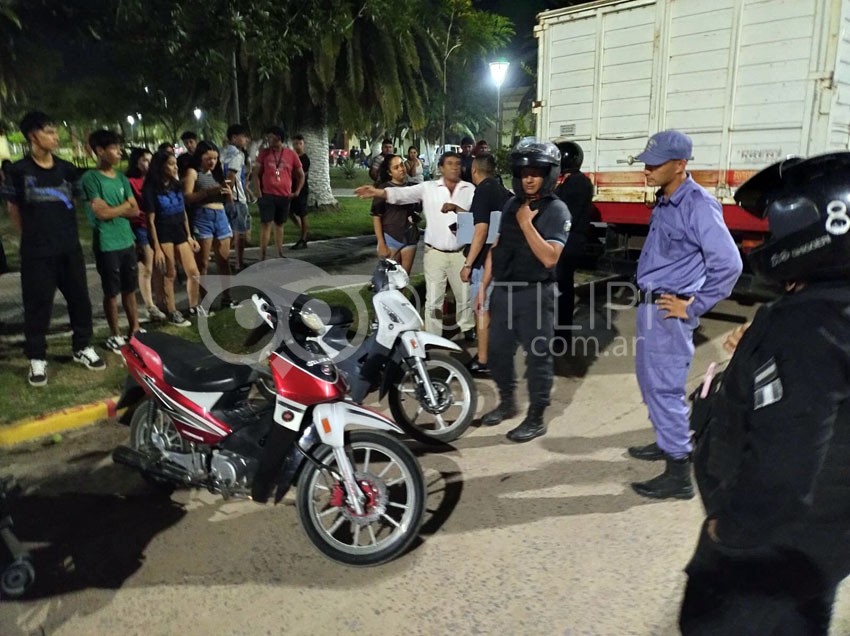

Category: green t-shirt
[81, 169, 135, 252]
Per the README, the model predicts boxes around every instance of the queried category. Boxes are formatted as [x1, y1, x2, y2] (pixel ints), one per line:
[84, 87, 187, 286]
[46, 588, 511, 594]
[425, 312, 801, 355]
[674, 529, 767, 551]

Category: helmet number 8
[826, 200, 850, 236]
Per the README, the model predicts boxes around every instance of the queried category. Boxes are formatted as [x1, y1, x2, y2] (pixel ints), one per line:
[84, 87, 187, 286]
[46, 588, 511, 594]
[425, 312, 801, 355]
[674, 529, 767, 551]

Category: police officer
[628, 130, 742, 499]
[476, 140, 570, 442]
[680, 152, 850, 635]
[554, 140, 594, 334]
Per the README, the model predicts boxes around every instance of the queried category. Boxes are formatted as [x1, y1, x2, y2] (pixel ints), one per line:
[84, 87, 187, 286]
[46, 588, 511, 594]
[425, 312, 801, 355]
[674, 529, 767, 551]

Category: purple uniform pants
[635, 302, 697, 459]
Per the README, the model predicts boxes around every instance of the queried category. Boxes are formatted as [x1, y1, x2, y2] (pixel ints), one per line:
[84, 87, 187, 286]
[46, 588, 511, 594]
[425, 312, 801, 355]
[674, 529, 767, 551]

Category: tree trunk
[301, 126, 337, 207]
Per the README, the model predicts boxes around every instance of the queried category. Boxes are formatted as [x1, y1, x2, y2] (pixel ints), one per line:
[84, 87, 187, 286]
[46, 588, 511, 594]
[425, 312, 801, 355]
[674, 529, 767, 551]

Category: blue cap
[635, 130, 693, 165]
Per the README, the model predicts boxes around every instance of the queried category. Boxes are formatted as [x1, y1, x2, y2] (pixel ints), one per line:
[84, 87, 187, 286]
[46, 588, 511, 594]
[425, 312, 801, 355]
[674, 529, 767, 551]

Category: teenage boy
[81, 129, 142, 353]
[290, 134, 310, 249]
[3, 111, 105, 386]
[177, 130, 198, 178]
[221, 124, 251, 269]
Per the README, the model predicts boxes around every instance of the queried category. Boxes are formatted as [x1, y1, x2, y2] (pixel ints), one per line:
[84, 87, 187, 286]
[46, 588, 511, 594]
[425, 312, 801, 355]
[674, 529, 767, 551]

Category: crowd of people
[0, 111, 313, 386]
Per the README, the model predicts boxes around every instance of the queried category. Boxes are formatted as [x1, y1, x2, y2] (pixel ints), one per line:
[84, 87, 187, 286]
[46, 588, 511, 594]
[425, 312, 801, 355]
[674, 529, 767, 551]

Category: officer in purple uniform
[627, 130, 743, 499]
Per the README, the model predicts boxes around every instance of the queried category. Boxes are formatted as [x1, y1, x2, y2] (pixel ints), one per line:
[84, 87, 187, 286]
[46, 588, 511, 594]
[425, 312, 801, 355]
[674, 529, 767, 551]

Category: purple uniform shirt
[636, 175, 743, 318]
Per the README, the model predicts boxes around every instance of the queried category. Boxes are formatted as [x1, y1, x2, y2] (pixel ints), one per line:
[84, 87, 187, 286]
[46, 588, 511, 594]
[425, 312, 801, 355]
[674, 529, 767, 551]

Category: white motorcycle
[253, 260, 477, 444]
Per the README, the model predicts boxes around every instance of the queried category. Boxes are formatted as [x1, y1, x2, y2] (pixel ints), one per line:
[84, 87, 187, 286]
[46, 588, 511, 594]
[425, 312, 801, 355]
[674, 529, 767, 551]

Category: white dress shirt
[386, 178, 475, 251]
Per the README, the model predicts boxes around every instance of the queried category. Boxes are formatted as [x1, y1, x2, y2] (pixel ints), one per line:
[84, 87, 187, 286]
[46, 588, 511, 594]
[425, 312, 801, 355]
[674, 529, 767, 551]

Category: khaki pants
[423, 246, 474, 335]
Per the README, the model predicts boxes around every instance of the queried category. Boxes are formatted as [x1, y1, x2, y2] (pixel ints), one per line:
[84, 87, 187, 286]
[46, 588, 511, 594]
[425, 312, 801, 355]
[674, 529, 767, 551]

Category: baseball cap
[635, 130, 693, 165]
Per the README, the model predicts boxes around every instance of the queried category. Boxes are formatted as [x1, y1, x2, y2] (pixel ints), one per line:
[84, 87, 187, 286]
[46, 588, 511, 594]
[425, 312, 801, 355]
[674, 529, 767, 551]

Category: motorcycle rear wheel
[388, 352, 477, 443]
[129, 399, 189, 493]
[296, 431, 425, 566]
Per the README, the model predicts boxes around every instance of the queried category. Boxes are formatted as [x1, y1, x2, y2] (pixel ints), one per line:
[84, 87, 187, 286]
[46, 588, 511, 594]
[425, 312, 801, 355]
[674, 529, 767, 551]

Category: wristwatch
[462, 264, 472, 270]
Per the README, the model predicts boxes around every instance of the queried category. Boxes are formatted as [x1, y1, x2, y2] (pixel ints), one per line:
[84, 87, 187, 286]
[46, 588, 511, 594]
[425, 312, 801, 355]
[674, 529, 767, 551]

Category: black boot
[631, 456, 694, 500]
[481, 399, 518, 426]
[506, 406, 547, 443]
[627, 441, 666, 461]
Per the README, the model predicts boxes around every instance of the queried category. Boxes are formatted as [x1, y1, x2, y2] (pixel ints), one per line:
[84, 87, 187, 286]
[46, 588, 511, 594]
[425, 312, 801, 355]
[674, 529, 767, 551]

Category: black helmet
[735, 152, 850, 282]
[509, 138, 561, 197]
[556, 140, 584, 174]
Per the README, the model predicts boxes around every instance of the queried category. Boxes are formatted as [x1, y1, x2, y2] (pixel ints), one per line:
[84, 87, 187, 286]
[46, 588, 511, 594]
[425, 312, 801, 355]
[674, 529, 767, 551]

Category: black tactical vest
[492, 196, 558, 283]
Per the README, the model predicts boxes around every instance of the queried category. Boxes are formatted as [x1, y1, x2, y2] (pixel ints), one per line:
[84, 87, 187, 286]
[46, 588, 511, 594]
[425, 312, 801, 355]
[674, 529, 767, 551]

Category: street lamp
[126, 115, 135, 142]
[193, 107, 202, 122]
[489, 59, 510, 150]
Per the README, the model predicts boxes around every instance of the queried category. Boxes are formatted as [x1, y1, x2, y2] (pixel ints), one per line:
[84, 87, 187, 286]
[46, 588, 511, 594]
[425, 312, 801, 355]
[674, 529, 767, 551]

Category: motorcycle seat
[291, 294, 353, 327]
[134, 332, 255, 392]
[325, 305, 354, 326]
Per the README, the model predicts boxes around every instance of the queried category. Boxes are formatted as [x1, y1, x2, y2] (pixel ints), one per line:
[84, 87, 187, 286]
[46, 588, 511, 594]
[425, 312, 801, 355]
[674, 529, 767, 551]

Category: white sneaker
[104, 336, 127, 355]
[147, 305, 167, 321]
[28, 359, 47, 386]
[73, 347, 106, 370]
[168, 310, 191, 327]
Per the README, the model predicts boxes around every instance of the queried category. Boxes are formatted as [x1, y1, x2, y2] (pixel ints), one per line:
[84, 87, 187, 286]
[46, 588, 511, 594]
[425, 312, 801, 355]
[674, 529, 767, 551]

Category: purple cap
[635, 130, 693, 165]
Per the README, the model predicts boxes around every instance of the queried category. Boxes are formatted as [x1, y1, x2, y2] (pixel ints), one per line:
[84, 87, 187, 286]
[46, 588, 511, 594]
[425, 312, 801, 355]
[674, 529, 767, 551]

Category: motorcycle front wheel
[296, 431, 425, 566]
[388, 352, 477, 443]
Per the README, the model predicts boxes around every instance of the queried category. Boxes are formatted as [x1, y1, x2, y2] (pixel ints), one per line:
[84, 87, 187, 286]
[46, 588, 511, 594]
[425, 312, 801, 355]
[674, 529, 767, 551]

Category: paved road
[2, 294, 848, 635]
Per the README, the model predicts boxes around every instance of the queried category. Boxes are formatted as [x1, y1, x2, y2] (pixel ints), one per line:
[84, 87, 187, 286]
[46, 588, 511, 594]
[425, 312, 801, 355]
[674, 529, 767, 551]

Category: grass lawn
[329, 165, 373, 190]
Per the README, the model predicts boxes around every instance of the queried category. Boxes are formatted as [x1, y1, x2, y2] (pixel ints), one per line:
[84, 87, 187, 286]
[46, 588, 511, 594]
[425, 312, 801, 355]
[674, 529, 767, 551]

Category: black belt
[425, 243, 462, 253]
[637, 289, 692, 304]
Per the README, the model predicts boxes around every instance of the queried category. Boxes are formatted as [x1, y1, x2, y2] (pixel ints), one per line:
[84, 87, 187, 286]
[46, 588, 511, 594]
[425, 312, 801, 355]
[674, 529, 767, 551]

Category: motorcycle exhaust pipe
[112, 445, 191, 483]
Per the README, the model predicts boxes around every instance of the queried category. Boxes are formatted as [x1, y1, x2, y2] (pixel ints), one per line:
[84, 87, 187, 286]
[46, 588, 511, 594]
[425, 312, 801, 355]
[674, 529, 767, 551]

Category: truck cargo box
[535, 0, 850, 235]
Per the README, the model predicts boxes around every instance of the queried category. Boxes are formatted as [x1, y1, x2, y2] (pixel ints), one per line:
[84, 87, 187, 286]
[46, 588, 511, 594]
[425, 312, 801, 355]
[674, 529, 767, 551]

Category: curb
[0, 396, 121, 448]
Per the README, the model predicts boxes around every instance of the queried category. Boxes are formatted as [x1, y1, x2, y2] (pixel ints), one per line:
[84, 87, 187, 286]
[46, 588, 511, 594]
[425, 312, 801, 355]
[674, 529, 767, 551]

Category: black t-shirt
[370, 182, 420, 243]
[555, 171, 594, 256]
[299, 153, 310, 193]
[460, 154, 474, 182]
[5, 155, 82, 259]
[468, 176, 511, 269]
[177, 153, 193, 179]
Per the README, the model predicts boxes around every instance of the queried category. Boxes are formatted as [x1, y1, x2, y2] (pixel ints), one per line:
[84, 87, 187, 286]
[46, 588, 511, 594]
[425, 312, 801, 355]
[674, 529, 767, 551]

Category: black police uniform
[554, 171, 594, 331]
[489, 195, 570, 411]
[681, 281, 850, 635]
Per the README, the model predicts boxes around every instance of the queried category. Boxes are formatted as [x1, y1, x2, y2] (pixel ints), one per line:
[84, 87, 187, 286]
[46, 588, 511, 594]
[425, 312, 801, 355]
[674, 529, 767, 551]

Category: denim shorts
[470, 266, 493, 311]
[193, 207, 233, 241]
[226, 201, 250, 233]
[384, 233, 417, 253]
[132, 225, 150, 248]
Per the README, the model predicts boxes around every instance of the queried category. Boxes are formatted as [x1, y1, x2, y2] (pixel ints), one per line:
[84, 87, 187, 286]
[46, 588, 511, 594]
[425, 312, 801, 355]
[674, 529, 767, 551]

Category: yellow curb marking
[0, 396, 121, 448]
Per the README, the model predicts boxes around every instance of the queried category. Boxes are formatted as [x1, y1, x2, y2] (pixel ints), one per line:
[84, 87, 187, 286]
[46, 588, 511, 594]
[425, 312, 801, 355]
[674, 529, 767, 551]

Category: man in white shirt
[355, 152, 476, 337]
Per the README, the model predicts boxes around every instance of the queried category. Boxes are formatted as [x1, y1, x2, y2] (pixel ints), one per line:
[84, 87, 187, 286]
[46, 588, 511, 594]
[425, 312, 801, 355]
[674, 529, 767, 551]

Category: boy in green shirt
[81, 129, 141, 352]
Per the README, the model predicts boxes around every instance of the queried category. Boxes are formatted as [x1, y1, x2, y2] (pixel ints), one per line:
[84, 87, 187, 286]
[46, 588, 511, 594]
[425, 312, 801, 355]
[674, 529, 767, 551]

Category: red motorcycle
[113, 316, 426, 566]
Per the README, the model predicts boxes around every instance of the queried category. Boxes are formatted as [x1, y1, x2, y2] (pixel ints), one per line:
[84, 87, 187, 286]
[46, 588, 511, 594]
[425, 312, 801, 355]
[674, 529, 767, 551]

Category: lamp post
[126, 115, 135, 143]
[489, 59, 509, 149]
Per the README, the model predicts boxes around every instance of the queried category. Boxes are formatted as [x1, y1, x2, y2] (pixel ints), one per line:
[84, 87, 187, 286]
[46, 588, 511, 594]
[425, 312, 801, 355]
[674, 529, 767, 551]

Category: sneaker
[104, 335, 127, 355]
[28, 359, 47, 386]
[188, 306, 215, 319]
[168, 310, 191, 327]
[291, 240, 308, 250]
[147, 305, 167, 321]
[74, 347, 106, 370]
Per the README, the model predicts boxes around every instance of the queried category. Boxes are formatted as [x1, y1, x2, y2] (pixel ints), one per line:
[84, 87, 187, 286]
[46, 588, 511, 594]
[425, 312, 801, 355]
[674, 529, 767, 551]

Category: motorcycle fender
[400, 331, 461, 359]
[116, 376, 146, 425]
[312, 401, 403, 448]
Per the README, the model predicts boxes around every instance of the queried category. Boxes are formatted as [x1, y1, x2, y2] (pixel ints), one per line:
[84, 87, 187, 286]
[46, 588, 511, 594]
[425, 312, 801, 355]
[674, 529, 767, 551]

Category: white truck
[535, 0, 850, 264]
